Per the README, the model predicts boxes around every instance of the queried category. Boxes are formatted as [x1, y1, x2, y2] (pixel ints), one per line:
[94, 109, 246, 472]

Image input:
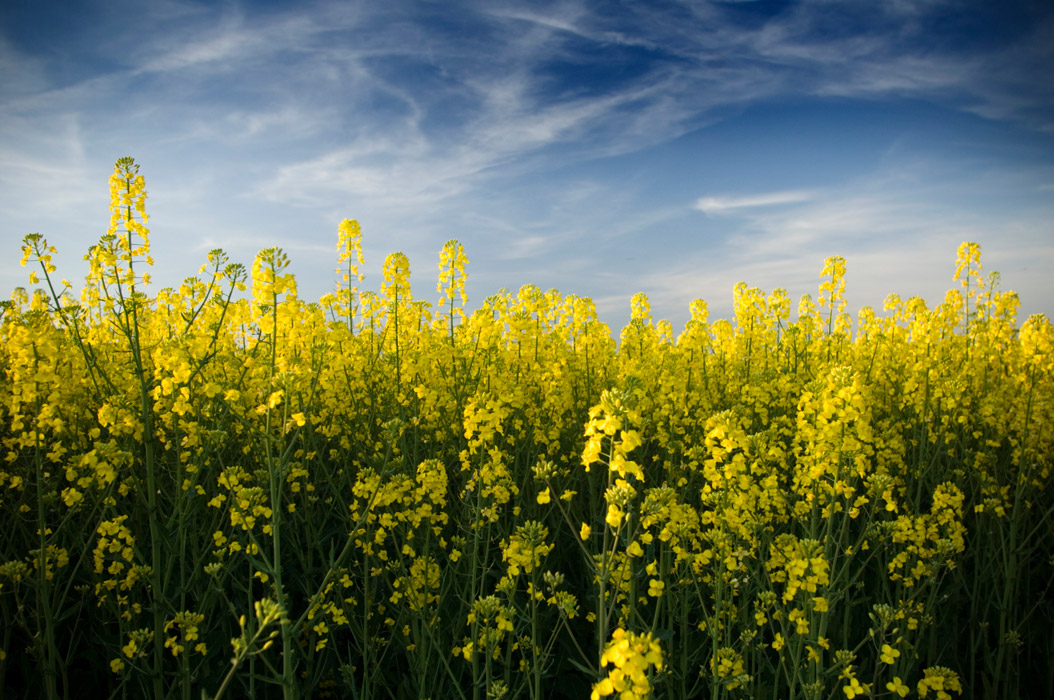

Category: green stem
[32, 397, 60, 700]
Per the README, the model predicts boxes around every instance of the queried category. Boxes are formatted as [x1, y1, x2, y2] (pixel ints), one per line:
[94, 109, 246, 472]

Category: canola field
[2, 158, 1052, 699]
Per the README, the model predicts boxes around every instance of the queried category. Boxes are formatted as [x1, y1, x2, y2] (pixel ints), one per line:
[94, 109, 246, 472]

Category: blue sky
[2, 0, 1052, 333]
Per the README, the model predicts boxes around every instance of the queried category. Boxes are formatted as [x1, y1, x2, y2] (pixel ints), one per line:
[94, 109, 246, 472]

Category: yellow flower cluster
[462, 594, 515, 661]
[164, 610, 207, 657]
[93, 516, 136, 591]
[917, 666, 963, 699]
[591, 628, 663, 700]
[503, 521, 553, 577]
[767, 535, 830, 603]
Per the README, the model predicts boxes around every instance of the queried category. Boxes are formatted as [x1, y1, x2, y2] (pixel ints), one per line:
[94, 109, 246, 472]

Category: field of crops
[2, 158, 1052, 700]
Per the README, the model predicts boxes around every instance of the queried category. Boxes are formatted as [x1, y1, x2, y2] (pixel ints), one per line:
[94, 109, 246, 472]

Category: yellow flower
[536, 487, 551, 504]
[887, 677, 910, 697]
[843, 677, 868, 698]
[267, 390, 284, 409]
[582, 436, 603, 469]
[880, 643, 900, 664]
[580, 523, 591, 541]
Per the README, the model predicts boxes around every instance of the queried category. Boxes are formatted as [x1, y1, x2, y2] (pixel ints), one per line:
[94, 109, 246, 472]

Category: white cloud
[637, 160, 1054, 331]
[694, 190, 815, 214]
[499, 235, 551, 260]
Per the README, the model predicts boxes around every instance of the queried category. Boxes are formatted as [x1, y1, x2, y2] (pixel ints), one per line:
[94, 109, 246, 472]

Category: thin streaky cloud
[695, 191, 815, 214]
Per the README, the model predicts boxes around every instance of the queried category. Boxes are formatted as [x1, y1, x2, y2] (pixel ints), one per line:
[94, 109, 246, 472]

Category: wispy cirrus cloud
[1, 0, 1051, 330]
[694, 190, 815, 215]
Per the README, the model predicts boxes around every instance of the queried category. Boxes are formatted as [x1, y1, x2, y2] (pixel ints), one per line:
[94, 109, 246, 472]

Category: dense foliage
[2, 158, 1052, 700]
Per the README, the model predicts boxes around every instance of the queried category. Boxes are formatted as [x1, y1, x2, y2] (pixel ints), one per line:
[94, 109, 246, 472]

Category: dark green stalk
[32, 388, 60, 700]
